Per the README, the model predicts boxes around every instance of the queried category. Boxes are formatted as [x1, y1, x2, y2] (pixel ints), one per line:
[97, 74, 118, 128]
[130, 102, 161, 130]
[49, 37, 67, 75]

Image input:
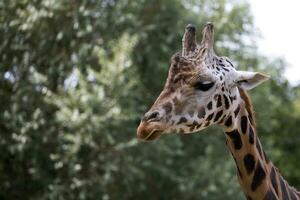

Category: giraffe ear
[234, 71, 270, 90]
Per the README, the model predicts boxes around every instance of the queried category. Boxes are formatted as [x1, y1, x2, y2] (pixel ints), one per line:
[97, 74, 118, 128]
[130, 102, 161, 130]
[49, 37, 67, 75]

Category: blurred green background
[1, 0, 300, 199]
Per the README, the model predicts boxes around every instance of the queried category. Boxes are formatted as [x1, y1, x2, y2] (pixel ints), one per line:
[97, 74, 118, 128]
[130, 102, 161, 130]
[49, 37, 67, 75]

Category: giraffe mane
[238, 87, 256, 128]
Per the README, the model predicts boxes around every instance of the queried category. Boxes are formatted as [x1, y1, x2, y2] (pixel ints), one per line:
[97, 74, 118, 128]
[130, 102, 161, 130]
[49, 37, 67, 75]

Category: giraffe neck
[221, 89, 300, 200]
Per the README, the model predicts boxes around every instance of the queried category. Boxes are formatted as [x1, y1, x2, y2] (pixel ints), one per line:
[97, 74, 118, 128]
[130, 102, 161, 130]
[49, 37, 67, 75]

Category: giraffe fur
[136, 23, 300, 200]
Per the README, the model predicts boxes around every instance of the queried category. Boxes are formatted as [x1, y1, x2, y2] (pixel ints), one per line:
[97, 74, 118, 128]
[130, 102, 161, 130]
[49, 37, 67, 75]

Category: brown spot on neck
[238, 88, 256, 128]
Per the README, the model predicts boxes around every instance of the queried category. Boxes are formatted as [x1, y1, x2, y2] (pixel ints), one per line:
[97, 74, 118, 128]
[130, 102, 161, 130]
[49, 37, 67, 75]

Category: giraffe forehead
[169, 61, 213, 83]
[168, 67, 197, 86]
[171, 67, 231, 87]
[170, 56, 235, 83]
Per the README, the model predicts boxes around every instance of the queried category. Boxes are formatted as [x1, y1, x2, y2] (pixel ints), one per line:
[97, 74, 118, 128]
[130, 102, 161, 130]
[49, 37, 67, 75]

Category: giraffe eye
[194, 81, 215, 91]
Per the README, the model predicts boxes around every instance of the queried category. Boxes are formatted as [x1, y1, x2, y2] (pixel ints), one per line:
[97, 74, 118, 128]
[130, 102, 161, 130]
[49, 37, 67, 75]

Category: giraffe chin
[136, 121, 164, 141]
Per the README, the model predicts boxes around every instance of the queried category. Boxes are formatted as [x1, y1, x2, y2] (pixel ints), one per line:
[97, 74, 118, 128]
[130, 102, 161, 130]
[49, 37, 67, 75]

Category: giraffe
[136, 23, 300, 200]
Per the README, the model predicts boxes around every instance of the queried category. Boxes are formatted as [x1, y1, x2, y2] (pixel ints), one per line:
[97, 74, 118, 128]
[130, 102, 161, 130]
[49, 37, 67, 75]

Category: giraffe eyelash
[193, 81, 215, 91]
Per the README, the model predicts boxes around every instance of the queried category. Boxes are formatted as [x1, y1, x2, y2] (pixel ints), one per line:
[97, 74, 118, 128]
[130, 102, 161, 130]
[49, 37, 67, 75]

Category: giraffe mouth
[144, 130, 162, 141]
[136, 121, 164, 141]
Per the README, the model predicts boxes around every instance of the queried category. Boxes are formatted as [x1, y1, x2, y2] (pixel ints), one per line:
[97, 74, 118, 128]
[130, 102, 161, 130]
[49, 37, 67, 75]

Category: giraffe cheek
[197, 107, 206, 119]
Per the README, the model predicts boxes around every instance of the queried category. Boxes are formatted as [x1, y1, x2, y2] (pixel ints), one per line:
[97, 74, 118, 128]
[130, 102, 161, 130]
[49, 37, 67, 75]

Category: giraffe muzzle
[136, 121, 164, 141]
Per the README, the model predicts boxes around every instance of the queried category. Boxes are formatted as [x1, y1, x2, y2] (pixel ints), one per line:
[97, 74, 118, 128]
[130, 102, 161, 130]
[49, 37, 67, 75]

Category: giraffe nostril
[142, 111, 160, 122]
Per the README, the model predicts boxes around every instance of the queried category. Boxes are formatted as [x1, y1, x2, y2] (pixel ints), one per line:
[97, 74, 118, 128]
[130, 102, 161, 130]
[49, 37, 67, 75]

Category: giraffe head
[137, 23, 269, 141]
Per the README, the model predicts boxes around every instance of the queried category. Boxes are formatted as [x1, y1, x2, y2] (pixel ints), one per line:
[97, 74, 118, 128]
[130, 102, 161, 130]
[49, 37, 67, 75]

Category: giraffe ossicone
[137, 23, 300, 200]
